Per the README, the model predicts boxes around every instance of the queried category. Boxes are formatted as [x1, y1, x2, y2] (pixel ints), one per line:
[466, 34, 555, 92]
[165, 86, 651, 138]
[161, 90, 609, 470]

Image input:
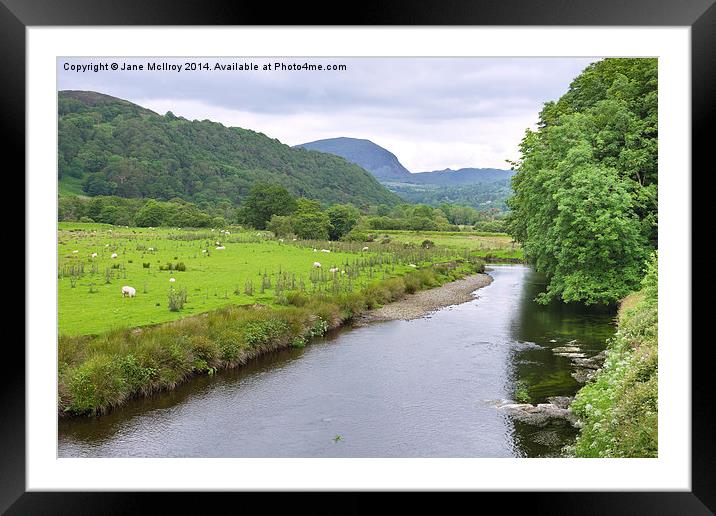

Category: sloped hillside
[58, 91, 401, 208]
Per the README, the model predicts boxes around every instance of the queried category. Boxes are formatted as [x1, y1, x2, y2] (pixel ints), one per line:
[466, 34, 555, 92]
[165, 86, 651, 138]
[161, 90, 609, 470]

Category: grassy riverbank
[59, 259, 484, 416]
[569, 255, 658, 457]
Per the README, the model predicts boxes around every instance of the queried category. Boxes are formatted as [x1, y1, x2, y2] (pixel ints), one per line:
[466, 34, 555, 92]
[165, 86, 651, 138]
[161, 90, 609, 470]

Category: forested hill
[58, 91, 401, 208]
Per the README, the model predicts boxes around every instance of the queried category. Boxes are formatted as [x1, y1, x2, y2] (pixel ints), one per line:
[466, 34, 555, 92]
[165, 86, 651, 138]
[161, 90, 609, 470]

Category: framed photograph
[6, 0, 711, 512]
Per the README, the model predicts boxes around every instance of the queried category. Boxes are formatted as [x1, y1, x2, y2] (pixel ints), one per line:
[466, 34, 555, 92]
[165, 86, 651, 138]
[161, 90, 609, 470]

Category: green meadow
[375, 230, 523, 260]
[58, 222, 473, 336]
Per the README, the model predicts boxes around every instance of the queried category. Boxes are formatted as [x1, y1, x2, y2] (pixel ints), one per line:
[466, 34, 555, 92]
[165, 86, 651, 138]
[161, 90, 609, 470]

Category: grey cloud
[58, 57, 598, 170]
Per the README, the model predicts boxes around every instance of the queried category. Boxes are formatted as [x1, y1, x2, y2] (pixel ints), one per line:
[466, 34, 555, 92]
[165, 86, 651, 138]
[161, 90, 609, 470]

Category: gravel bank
[358, 272, 493, 323]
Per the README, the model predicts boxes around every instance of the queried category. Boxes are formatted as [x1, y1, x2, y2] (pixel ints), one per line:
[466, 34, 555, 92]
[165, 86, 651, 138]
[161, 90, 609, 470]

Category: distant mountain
[58, 91, 401, 207]
[409, 167, 515, 185]
[296, 137, 413, 182]
[295, 136, 515, 210]
[296, 137, 513, 186]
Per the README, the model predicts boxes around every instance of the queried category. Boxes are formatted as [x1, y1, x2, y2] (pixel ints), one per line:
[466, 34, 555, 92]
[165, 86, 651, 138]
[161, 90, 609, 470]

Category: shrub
[67, 355, 127, 415]
[168, 287, 188, 311]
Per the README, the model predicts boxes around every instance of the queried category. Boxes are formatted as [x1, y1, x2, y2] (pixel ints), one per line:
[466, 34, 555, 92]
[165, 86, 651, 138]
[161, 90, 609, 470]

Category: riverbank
[568, 254, 658, 457]
[359, 272, 492, 322]
[59, 258, 485, 417]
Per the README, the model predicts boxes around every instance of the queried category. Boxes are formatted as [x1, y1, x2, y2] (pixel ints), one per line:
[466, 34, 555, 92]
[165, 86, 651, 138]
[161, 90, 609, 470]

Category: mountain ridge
[295, 137, 514, 186]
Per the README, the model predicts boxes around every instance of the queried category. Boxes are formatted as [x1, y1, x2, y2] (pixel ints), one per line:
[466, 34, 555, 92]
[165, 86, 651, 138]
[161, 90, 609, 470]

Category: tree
[292, 199, 331, 240]
[135, 199, 166, 227]
[267, 215, 294, 237]
[507, 58, 657, 304]
[238, 183, 297, 229]
[326, 204, 360, 240]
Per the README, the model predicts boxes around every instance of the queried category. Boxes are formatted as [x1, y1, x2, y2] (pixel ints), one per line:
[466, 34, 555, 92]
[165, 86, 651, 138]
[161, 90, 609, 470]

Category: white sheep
[72, 250, 78, 254]
[216, 246, 226, 250]
[148, 247, 154, 251]
[111, 253, 118, 259]
[408, 263, 417, 268]
[362, 246, 369, 251]
[90, 252, 97, 258]
[201, 249, 207, 253]
[313, 248, 318, 252]
[320, 249, 331, 253]
[313, 262, 321, 268]
[329, 267, 339, 273]
[121, 286, 136, 298]
[169, 277, 176, 283]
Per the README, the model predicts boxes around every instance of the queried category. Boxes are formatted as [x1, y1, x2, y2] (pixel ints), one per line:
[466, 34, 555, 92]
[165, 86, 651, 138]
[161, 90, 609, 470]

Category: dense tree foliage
[326, 204, 361, 240]
[237, 183, 298, 229]
[507, 58, 657, 304]
[292, 199, 332, 240]
[58, 195, 228, 228]
[58, 91, 401, 208]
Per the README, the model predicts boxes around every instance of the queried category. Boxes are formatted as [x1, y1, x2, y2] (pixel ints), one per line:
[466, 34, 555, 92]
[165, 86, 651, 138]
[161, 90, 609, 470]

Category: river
[58, 265, 616, 458]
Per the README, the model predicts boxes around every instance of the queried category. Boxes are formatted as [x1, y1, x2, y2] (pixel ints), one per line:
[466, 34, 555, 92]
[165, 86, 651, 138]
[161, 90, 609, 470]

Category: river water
[58, 265, 616, 458]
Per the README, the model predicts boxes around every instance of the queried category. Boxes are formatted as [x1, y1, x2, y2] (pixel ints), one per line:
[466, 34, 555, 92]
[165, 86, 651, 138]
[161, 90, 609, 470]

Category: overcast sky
[58, 57, 598, 171]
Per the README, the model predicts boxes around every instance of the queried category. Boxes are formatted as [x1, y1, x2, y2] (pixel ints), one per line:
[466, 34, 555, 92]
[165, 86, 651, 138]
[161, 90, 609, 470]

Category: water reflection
[505, 266, 616, 456]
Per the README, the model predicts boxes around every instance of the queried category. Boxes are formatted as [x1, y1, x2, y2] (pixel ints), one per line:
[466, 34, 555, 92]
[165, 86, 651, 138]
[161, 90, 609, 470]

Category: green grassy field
[374, 230, 523, 260]
[58, 222, 465, 336]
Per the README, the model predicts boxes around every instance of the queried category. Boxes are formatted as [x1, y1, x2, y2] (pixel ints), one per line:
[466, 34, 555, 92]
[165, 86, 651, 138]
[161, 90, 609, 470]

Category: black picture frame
[4, 0, 709, 513]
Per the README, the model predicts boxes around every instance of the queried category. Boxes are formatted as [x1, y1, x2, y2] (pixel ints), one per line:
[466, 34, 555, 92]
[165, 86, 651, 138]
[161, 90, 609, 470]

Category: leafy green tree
[292, 199, 331, 240]
[326, 204, 360, 240]
[267, 215, 294, 237]
[508, 58, 657, 304]
[135, 199, 166, 227]
[239, 183, 297, 229]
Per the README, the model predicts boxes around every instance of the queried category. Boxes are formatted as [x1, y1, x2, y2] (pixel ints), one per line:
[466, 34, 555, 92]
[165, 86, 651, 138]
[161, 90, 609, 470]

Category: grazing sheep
[72, 250, 78, 254]
[362, 246, 369, 251]
[121, 285, 136, 298]
[408, 263, 417, 268]
[313, 248, 318, 252]
[111, 253, 118, 259]
[169, 277, 176, 283]
[215, 246, 225, 250]
[147, 247, 154, 251]
[329, 267, 339, 273]
[320, 249, 331, 253]
[90, 252, 97, 258]
[225, 231, 230, 235]
[201, 249, 207, 253]
[313, 262, 321, 268]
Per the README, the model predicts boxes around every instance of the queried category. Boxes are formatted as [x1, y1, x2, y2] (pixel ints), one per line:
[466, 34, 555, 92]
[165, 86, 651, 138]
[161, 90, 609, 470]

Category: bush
[67, 355, 127, 415]
[168, 287, 188, 311]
